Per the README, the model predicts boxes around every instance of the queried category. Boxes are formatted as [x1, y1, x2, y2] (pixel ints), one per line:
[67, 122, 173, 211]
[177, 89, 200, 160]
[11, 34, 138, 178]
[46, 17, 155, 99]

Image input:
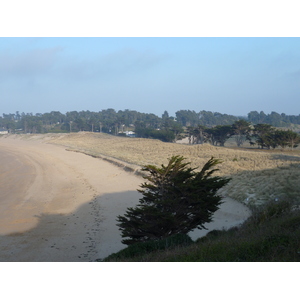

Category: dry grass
[18, 132, 300, 206]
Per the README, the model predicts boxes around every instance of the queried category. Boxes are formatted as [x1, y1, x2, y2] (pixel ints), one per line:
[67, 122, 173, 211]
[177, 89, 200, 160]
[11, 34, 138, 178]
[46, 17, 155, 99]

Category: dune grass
[11, 132, 300, 206]
[44, 132, 300, 206]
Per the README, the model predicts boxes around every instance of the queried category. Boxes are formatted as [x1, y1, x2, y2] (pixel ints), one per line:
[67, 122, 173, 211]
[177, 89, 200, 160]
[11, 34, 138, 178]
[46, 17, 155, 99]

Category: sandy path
[0, 135, 251, 261]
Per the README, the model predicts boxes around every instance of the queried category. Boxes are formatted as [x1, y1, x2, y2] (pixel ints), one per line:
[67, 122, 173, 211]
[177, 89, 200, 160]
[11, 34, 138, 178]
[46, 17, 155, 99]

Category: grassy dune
[11, 132, 300, 206]
[46, 132, 300, 206]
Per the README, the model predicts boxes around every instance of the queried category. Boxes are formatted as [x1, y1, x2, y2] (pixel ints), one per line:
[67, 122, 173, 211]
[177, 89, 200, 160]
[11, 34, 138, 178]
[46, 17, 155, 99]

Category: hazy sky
[1, 37, 300, 117]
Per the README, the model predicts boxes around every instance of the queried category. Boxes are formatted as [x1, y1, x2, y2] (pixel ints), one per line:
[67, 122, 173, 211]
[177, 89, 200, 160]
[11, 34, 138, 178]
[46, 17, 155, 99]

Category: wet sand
[0, 134, 251, 261]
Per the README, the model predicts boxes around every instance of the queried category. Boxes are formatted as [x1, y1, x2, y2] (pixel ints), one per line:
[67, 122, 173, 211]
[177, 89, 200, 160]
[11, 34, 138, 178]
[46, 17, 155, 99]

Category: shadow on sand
[0, 190, 140, 262]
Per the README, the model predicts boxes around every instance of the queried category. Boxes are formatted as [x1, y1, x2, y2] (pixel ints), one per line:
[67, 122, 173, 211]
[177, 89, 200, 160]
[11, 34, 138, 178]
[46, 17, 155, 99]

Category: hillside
[103, 199, 300, 262]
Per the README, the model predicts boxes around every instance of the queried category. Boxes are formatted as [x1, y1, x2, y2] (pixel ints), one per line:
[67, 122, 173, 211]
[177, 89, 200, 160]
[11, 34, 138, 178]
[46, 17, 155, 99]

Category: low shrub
[247, 198, 295, 225]
[102, 233, 193, 261]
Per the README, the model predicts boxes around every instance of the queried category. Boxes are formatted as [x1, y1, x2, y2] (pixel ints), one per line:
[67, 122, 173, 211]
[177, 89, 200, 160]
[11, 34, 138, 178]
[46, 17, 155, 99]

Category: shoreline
[0, 134, 251, 261]
[0, 136, 143, 261]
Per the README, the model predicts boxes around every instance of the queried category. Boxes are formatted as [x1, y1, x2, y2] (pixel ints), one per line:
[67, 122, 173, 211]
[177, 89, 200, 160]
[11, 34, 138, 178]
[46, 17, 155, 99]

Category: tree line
[187, 120, 300, 149]
[0, 109, 163, 135]
[0, 109, 184, 141]
[1, 109, 300, 148]
[176, 110, 300, 127]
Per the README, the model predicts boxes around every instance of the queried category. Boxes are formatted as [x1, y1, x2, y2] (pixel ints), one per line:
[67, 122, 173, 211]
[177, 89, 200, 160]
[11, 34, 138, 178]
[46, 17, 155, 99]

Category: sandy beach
[0, 134, 251, 261]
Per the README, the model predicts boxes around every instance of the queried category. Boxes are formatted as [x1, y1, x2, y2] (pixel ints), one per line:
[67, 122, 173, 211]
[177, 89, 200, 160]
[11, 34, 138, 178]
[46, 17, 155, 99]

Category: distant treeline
[176, 110, 300, 128]
[1, 109, 300, 146]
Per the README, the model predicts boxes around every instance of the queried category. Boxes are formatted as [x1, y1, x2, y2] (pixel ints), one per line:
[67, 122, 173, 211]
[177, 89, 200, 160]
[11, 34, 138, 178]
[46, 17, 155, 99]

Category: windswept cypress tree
[117, 156, 231, 245]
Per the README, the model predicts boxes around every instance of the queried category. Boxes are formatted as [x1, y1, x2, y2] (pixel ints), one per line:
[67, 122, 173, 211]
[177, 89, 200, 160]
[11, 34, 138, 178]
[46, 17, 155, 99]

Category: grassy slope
[103, 200, 300, 262]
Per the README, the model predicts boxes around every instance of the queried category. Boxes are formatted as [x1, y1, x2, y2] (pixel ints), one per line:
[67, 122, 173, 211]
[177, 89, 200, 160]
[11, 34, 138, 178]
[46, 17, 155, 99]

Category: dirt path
[0, 135, 251, 261]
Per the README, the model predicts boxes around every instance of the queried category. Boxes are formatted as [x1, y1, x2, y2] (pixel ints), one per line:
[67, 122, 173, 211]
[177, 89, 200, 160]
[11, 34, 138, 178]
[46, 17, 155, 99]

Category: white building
[0, 130, 8, 135]
[125, 131, 135, 137]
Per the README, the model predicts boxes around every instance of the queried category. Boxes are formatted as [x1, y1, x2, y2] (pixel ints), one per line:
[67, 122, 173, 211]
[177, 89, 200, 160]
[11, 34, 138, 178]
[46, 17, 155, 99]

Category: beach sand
[0, 134, 251, 261]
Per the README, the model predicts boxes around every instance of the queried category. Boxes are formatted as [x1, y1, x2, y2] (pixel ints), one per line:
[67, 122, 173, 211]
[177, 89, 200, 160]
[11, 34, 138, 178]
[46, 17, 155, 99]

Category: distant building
[125, 131, 135, 137]
[0, 130, 8, 135]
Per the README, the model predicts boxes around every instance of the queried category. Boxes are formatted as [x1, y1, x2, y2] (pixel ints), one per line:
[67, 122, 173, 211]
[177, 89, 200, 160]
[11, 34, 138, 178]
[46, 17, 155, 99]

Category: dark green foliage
[186, 125, 209, 144]
[277, 130, 300, 149]
[103, 233, 193, 261]
[175, 110, 240, 127]
[184, 120, 300, 150]
[205, 125, 233, 146]
[245, 198, 296, 226]
[117, 132, 127, 137]
[232, 119, 251, 147]
[175, 110, 200, 127]
[105, 199, 300, 262]
[248, 110, 300, 127]
[248, 124, 300, 149]
[117, 156, 230, 245]
[135, 127, 176, 142]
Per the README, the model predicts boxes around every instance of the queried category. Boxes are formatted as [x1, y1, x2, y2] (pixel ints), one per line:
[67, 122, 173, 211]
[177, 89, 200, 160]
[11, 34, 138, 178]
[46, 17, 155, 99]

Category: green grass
[102, 199, 300, 262]
[101, 234, 194, 262]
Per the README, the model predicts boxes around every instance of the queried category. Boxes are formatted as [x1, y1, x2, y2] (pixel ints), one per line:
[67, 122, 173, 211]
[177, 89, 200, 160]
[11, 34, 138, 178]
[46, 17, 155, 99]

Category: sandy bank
[0, 134, 251, 261]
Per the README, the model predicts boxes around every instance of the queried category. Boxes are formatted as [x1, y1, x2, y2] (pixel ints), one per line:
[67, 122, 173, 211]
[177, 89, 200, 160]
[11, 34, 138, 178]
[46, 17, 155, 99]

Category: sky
[1, 3, 300, 119]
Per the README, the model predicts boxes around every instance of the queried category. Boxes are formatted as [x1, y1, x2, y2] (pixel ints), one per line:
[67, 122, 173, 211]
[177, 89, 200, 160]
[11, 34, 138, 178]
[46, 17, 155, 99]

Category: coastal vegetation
[1, 109, 300, 147]
[117, 156, 230, 245]
[104, 198, 300, 262]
